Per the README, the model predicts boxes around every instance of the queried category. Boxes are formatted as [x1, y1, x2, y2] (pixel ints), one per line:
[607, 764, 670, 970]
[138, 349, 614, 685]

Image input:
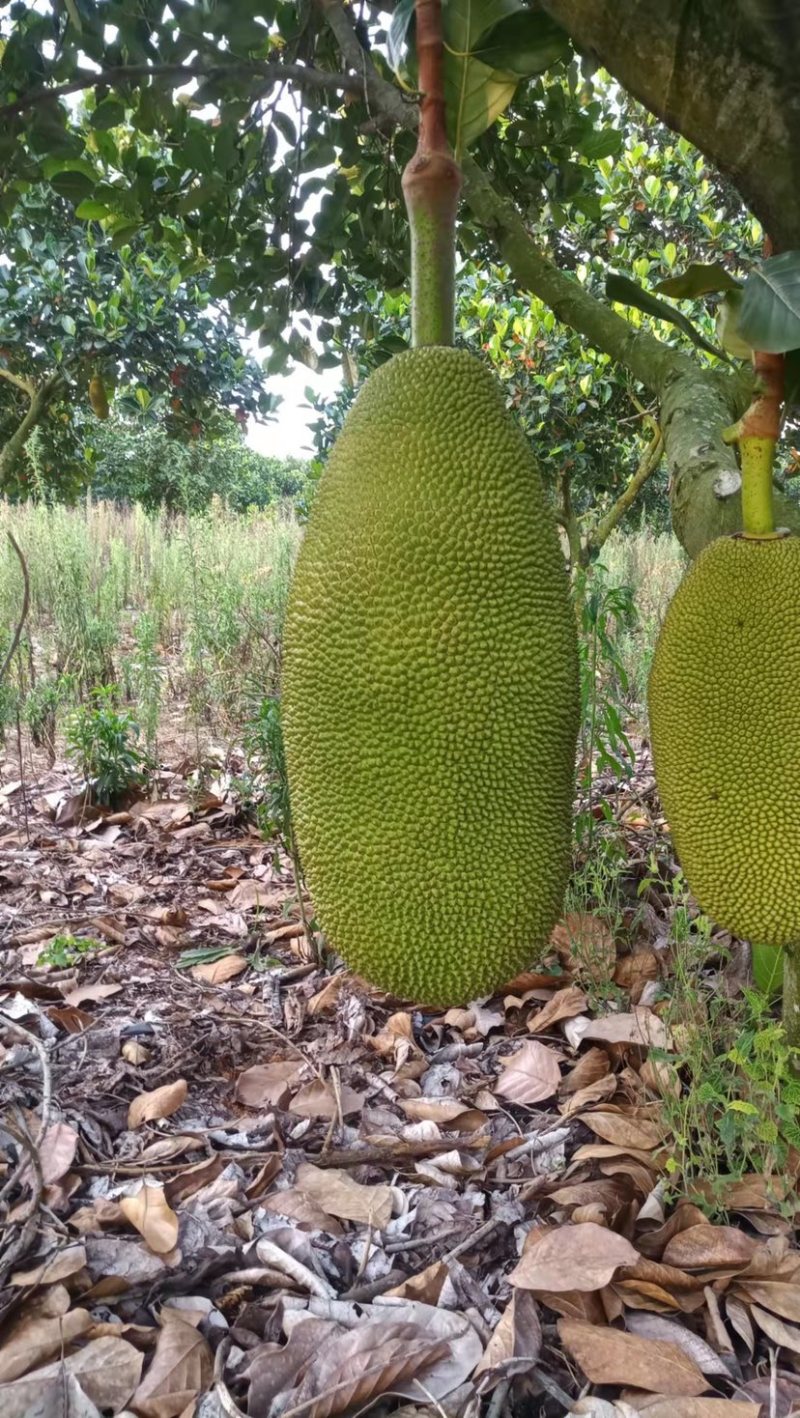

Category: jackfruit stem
[738, 350, 785, 538]
[402, 0, 462, 347]
[783, 946, 800, 1059]
[740, 436, 777, 537]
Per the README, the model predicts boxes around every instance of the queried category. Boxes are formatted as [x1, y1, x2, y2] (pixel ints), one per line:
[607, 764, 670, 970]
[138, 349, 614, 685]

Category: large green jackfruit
[649, 534, 800, 947]
[282, 346, 580, 1006]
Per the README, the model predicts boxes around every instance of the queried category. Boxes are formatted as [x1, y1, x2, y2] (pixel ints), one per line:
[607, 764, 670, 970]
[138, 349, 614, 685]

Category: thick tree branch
[0, 374, 66, 488]
[539, 0, 800, 255]
[316, 0, 781, 558]
[0, 60, 364, 120]
[0, 367, 36, 398]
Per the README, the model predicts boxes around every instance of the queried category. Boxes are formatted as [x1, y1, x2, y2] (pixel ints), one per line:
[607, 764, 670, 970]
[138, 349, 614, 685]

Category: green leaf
[751, 943, 784, 999]
[578, 128, 623, 162]
[387, 0, 415, 80]
[606, 272, 724, 360]
[91, 98, 126, 131]
[75, 200, 111, 221]
[472, 10, 569, 77]
[738, 250, 800, 353]
[654, 262, 742, 299]
[715, 289, 752, 360]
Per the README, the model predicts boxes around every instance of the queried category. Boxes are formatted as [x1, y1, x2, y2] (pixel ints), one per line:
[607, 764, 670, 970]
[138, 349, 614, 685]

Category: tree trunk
[0, 376, 63, 488]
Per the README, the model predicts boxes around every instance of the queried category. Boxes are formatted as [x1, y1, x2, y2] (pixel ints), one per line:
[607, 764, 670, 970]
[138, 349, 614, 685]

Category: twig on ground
[341, 1267, 408, 1302]
[309, 1135, 488, 1169]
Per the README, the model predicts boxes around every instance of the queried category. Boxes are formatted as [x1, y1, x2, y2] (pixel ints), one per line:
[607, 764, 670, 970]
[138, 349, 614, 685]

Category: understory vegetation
[3, 501, 796, 1211]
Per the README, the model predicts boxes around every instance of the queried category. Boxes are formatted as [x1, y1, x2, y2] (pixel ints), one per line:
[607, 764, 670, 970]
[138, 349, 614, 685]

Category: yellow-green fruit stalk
[282, 345, 580, 1007]
[649, 534, 800, 947]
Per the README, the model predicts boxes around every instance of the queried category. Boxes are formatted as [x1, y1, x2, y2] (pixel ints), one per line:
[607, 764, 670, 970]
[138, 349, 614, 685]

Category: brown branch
[415, 0, 448, 152]
[0, 532, 30, 686]
[0, 367, 36, 398]
[0, 60, 364, 121]
[584, 424, 665, 558]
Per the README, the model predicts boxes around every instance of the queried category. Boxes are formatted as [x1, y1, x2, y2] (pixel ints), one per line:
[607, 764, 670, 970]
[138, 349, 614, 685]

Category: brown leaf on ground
[365, 1011, 419, 1064]
[283, 1321, 450, 1418]
[261, 1188, 344, 1234]
[749, 1303, 800, 1355]
[662, 1225, 758, 1273]
[61, 983, 122, 1007]
[309, 973, 350, 1014]
[560, 1073, 618, 1116]
[0, 1307, 93, 1383]
[474, 1290, 542, 1390]
[528, 984, 588, 1033]
[400, 1097, 487, 1131]
[551, 913, 616, 981]
[386, 1262, 449, 1305]
[10, 1243, 87, 1286]
[235, 1059, 305, 1108]
[631, 1401, 761, 1416]
[570, 1008, 672, 1050]
[624, 1313, 730, 1374]
[289, 1079, 364, 1119]
[561, 1047, 612, 1094]
[0, 1337, 143, 1418]
[163, 1156, 224, 1206]
[127, 1079, 188, 1128]
[735, 1281, 800, 1323]
[189, 952, 248, 983]
[558, 1318, 708, 1395]
[246, 1319, 342, 1415]
[580, 1110, 667, 1151]
[510, 1222, 639, 1293]
[47, 1005, 94, 1033]
[131, 1316, 212, 1418]
[20, 1122, 79, 1186]
[9, 1369, 101, 1418]
[295, 1163, 393, 1229]
[119, 1184, 180, 1255]
[495, 1040, 562, 1104]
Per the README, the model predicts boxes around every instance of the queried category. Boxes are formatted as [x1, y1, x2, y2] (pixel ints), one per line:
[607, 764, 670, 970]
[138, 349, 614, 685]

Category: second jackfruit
[649, 534, 800, 946]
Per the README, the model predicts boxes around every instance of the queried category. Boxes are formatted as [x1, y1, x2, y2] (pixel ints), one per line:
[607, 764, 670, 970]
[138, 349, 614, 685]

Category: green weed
[66, 686, 148, 805]
[37, 933, 107, 968]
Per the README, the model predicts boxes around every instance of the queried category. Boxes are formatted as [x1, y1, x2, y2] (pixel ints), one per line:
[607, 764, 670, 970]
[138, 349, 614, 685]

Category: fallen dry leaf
[0, 1307, 93, 1383]
[749, 1303, 800, 1355]
[235, 1059, 305, 1108]
[0, 1337, 143, 1418]
[474, 1290, 542, 1389]
[662, 1225, 758, 1273]
[580, 1110, 666, 1151]
[189, 952, 248, 983]
[510, 1222, 639, 1293]
[289, 1078, 363, 1119]
[528, 984, 588, 1033]
[400, 1097, 487, 1131]
[20, 1122, 79, 1187]
[119, 1184, 180, 1255]
[281, 1320, 449, 1418]
[632, 1401, 760, 1416]
[558, 1317, 708, 1396]
[127, 1079, 188, 1129]
[262, 1188, 344, 1234]
[552, 912, 616, 981]
[131, 1315, 212, 1418]
[296, 1163, 393, 1229]
[624, 1313, 730, 1375]
[61, 983, 122, 1007]
[568, 1007, 672, 1050]
[495, 1040, 562, 1104]
[736, 1281, 800, 1323]
[10, 1244, 87, 1287]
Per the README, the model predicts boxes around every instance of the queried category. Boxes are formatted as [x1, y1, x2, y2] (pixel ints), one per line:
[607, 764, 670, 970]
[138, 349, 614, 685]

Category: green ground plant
[65, 686, 148, 805]
[648, 871, 800, 1213]
[37, 934, 107, 969]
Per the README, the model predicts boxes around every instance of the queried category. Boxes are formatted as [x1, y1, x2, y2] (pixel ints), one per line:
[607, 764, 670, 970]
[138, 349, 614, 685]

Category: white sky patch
[247, 351, 341, 459]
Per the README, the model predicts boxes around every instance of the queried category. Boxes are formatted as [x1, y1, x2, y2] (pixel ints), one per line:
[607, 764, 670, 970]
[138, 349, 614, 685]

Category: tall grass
[0, 501, 685, 768]
[0, 497, 300, 760]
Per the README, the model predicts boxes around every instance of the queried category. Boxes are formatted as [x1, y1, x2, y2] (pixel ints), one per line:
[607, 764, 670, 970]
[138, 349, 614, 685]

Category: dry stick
[0, 531, 30, 685]
[309, 1134, 489, 1169]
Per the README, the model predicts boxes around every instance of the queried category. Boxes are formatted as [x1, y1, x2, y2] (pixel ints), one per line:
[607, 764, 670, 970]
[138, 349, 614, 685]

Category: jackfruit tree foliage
[283, 348, 580, 1006]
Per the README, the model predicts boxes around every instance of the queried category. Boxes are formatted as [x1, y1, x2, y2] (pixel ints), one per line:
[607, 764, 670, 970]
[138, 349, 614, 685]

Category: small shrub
[66, 686, 148, 805]
[37, 934, 106, 968]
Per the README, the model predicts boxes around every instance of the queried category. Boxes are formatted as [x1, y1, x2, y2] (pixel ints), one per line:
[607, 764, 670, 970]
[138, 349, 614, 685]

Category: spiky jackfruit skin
[649, 534, 800, 948]
[282, 347, 580, 1006]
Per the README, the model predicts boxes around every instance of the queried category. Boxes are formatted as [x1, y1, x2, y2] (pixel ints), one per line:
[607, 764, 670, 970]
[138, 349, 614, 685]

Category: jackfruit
[282, 346, 580, 1006]
[89, 375, 109, 420]
[649, 534, 800, 947]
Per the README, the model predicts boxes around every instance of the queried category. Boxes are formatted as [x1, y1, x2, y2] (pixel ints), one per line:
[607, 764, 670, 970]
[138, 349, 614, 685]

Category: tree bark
[538, 0, 800, 255]
[0, 375, 64, 488]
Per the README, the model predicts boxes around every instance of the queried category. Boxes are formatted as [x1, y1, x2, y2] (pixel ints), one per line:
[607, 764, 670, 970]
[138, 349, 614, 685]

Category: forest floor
[1, 725, 798, 1418]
